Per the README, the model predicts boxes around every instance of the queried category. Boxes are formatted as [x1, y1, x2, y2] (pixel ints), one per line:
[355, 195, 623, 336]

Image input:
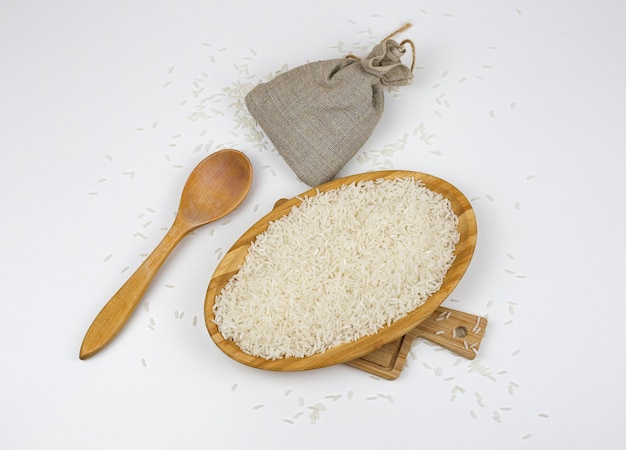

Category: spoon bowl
[80, 149, 253, 360]
[177, 151, 253, 227]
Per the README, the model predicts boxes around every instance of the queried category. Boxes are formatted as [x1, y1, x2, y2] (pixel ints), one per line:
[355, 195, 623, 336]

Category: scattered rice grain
[309, 403, 326, 411]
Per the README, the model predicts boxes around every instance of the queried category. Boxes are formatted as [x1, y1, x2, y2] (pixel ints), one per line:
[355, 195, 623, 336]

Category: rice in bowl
[212, 177, 460, 360]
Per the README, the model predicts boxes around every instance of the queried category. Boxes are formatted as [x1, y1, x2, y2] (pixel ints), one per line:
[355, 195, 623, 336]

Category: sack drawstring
[346, 23, 416, 72]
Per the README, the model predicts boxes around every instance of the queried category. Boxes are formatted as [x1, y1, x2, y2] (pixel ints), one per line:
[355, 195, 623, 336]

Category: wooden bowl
[204, 170, 477, 371]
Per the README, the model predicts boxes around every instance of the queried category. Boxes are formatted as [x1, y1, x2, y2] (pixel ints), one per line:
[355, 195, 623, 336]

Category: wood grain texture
[345, 306, 488, 380]
[204, 170, 477, 371]
[80, 150, 252, 360]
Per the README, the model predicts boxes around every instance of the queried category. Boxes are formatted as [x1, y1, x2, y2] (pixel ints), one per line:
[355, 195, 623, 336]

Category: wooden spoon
[80, 149, 253, 360]
[205, 170, 477, 371]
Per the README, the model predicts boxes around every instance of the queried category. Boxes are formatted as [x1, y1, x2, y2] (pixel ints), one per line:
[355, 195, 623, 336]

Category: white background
[1, 1, 625, 448]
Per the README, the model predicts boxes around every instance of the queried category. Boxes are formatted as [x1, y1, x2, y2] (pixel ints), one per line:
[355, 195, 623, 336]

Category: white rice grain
[472, 315, 481, 332]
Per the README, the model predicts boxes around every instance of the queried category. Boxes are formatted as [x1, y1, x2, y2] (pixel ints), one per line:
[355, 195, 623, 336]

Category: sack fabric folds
[245, 36, 414, 186]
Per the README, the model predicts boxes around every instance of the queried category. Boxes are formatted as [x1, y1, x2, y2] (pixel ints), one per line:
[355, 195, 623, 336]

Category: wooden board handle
[411, 306, 487, 359]
[346, 306, 488, 380]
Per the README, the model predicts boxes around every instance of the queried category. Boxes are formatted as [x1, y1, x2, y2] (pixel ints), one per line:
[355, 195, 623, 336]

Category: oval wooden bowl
[204, 170, 477, 371]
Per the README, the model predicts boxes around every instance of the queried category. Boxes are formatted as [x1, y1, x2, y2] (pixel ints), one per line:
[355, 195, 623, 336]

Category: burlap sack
[245, 29, 415, 186]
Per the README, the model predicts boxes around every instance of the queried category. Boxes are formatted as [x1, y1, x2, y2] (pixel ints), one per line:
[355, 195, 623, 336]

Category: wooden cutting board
[346, 306, 488, 380]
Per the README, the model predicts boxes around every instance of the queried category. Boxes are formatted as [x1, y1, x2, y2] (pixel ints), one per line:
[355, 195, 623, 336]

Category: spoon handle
[79, 218, 190, 359]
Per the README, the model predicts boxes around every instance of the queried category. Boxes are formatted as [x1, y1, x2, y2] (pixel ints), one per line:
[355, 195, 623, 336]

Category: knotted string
[346, 22, 416, 71]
